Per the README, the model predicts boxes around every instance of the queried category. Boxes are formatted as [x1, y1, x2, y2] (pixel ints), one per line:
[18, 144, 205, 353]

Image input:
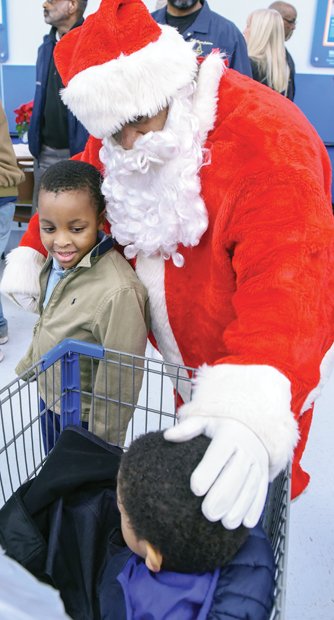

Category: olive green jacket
[0, 103, 25, 197]
[16, 237, 150, 444]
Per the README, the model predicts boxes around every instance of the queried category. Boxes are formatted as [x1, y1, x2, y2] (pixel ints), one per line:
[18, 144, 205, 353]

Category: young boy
[16, 160, 149, 450]
[98, 431, 276, 619]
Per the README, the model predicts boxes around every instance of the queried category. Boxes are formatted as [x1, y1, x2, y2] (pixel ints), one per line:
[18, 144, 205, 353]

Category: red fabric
[19, 70, 334, 495]
[54, 0, 161, 87]
[291, 407, 313, 498]
[160, 72, 334, 495]
[20, 212, 48, 257]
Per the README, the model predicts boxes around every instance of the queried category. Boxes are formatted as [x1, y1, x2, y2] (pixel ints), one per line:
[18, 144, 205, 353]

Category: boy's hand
[164, 417, 269, 529]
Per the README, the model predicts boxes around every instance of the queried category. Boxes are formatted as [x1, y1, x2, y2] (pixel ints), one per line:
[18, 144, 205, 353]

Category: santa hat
[54, 0, 198, 139]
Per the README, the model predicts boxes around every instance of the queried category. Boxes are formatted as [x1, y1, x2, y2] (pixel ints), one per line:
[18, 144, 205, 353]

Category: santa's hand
[164, 417, 269, 529]
[0, 247, 45, 314]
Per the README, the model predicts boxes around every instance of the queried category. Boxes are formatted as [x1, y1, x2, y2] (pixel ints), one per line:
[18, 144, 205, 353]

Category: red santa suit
[2, 0, 334, 507]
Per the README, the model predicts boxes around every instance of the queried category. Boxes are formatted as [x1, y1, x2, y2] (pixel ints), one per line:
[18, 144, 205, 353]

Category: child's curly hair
[39, 160, 106, 215]
[118, 431, 249, 573]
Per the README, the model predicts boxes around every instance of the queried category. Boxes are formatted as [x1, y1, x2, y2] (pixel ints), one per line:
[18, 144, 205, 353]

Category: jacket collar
[160, 1, 210, 35]
[183, 1, 210, 35]
[118, 554, 219, 620]
[49, 17, 84, 42]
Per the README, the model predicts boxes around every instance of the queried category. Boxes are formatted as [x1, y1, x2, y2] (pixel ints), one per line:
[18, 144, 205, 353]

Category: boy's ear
[144, 542, 163, 573]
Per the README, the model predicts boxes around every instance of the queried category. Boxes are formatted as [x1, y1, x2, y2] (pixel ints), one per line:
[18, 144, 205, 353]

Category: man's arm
[167, 162, 334, 528]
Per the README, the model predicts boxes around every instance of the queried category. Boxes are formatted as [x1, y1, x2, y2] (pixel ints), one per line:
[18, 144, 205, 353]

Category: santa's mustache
[100, 92, 208, 266]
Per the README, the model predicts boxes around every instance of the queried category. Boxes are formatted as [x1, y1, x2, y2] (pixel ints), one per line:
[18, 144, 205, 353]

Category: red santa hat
[54, 0, 198, 139]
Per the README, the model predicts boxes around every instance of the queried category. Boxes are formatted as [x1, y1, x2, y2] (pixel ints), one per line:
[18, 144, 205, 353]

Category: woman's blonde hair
[246, 8, 289, 94]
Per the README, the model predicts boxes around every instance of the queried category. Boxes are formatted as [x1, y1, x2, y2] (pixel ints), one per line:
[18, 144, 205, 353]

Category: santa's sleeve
[182, 155, 334, 490]
[0, 136, 106, 310]
[0, 212, 46, 311]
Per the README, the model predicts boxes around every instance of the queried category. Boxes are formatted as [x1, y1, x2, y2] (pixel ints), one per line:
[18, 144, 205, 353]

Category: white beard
[100, 85, 208, 267]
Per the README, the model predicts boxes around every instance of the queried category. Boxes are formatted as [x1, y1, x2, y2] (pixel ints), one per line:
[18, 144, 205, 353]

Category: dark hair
[77, 0, 88, 16]
[39, 160, 106, 215]
[118, 432, 249, 573]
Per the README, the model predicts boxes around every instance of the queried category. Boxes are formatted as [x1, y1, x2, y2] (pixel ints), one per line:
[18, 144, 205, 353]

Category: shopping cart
[0, 338, 290, 620]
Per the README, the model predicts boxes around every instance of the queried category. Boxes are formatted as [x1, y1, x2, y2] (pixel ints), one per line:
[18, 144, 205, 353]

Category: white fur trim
[192, 53, 225, 144]
[61, 25, 198, 139]
[301, 343, 334, 412]
[180, 363, 299, 480]
[136, 253, 192, 402]
[0, 246, 45, 312]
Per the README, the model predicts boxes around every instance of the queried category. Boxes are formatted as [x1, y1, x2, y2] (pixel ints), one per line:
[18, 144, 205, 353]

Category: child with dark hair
[98, 431, 276, 619]
[16, 160, 149, 450]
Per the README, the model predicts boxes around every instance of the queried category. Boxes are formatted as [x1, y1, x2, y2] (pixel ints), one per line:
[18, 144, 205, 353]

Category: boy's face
[39, 188, 105, 269]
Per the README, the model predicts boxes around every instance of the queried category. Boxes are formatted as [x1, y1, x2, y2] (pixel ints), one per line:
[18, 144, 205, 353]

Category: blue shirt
[152, 1, 252, 76]
[43, 258, 76, 308]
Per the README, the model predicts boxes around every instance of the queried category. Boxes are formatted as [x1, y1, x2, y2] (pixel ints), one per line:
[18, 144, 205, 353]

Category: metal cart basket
[0, 338, 290, 620]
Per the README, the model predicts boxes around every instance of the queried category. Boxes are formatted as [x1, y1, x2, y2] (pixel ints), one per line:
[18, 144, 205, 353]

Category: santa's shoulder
[213, 69, 326, 164]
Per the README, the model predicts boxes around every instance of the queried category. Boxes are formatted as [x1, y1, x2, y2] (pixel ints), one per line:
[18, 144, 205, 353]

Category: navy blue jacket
[28, 22, 88, 159]
[98, 523, 275, 620]
[152, 1, 252, 77]
[286, 48, 295, 101]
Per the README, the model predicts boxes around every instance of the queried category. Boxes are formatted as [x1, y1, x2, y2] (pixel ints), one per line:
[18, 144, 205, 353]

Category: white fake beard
[100, 86, 208, 267]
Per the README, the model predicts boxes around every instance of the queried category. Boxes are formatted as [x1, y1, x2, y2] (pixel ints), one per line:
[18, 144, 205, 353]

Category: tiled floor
[0, 226, 333, 619]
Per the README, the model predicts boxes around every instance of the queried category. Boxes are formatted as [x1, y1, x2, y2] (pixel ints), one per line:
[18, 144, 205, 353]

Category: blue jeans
[0, 201, 16, 337]
[40, 399, 88, 454]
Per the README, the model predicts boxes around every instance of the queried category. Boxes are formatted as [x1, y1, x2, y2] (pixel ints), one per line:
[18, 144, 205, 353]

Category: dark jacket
[0, 427, 275, 619]
[28, 22, 88, 159]
[152, 1, 252, 77]
[99, 524, 275, 620]
[0, 427, 122, 620]
[250, 58, 290, 98]
[286, 48, 295, 101]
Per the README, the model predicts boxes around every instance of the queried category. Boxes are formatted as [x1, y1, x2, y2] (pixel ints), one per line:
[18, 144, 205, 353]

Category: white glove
[164, 417, 269, 529]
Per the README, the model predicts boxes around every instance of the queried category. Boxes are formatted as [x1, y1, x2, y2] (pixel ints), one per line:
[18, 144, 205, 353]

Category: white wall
[207, 0, 326, 75]
[6, 0, 333, 75]
[6, 0, 101, 65]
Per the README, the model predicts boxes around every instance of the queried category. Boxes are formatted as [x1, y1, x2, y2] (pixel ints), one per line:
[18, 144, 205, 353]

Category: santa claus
[2, 0, 334, 529]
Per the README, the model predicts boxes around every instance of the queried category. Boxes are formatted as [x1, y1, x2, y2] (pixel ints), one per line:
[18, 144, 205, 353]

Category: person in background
[0, 102, 25, 363]
[269, 1, 297, 100]
[28, 0, 89, 211]
[16, 160, 149, 451]
[98, 431, 275, 619]
[151, 0, 252, 76]
[244, 8, 290, 96]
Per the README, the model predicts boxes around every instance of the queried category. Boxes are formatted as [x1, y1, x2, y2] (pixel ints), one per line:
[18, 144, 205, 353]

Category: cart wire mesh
[0, 338, 290, 619]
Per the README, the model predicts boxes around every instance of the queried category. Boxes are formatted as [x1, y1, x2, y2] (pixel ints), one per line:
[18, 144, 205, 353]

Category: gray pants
[32, 145, 70, 212]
